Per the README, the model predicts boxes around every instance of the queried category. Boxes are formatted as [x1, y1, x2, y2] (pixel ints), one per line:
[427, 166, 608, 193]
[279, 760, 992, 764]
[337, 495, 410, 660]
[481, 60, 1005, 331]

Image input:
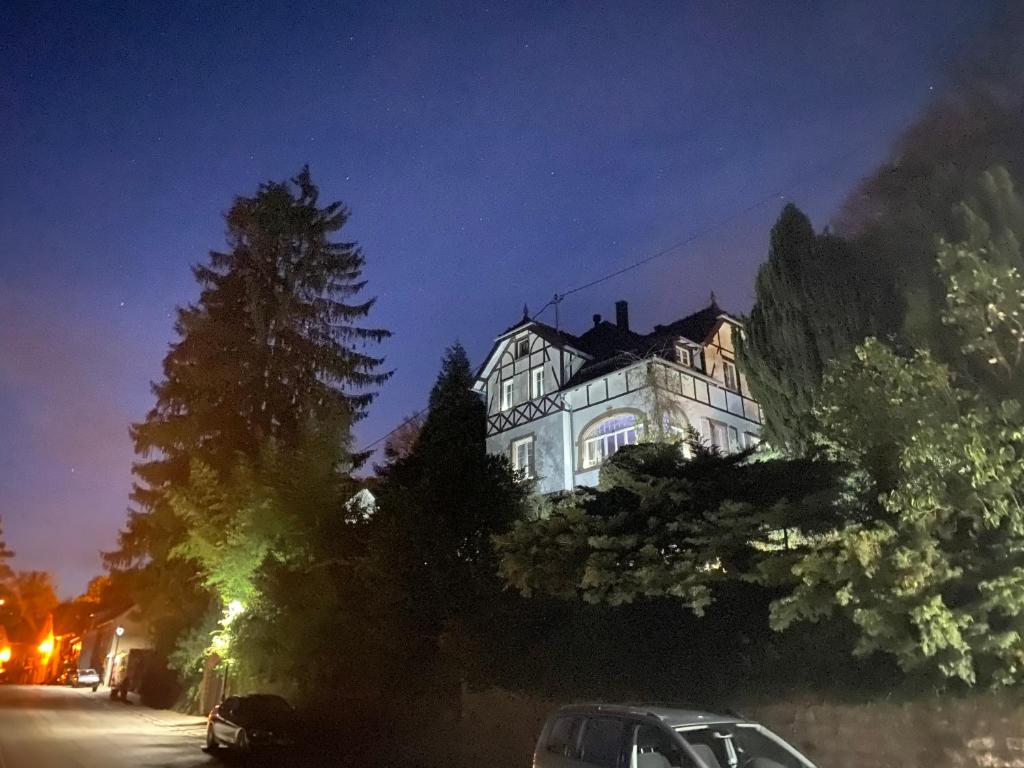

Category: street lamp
[108, 626, 125, 687]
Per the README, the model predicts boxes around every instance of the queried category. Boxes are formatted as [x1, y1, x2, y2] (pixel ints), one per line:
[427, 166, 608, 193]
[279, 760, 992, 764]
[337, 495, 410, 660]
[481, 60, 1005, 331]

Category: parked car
[70, 668, 101, 692]
[206, 693, 296, 755]
[533, 704, 815, 768]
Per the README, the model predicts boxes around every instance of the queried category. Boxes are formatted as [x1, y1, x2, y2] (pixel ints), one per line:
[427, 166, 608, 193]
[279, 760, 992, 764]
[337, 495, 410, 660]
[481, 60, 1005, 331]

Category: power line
[362, 124, 894, 453]
[533, 125, 893, 317]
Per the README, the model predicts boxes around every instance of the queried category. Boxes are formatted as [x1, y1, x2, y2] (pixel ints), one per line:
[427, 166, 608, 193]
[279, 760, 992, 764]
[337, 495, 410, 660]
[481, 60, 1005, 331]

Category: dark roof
[480, 300, 734, 387]
[565, 300, 731, 387]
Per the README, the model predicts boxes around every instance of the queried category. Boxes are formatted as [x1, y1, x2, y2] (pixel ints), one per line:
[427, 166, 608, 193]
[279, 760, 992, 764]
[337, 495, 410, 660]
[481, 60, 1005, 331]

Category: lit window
[515, 337, 530, 359]
[531, 366, 544, 399]
[501, 379, 514, 411]
[722, 359, 738, 391]
[511, 436, 535, 478]
[582, 414, 641, 468]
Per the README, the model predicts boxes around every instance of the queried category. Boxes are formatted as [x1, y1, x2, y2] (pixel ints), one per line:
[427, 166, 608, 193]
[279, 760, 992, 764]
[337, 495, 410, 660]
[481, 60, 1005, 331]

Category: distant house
[79, 605, 152, 687]
[473, 297, 762, 494]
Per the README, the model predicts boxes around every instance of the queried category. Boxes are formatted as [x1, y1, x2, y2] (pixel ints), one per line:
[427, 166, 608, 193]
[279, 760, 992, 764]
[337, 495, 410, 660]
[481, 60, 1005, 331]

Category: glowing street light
[0, 647, 11, 663]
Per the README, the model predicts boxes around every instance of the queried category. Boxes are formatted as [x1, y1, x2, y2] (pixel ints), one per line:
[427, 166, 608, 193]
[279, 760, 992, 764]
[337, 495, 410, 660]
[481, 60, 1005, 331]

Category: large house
[473, 297, 762, 494]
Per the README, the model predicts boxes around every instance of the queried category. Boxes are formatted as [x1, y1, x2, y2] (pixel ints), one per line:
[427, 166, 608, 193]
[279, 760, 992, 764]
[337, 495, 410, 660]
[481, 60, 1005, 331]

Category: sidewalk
[69, 684, 208, 731]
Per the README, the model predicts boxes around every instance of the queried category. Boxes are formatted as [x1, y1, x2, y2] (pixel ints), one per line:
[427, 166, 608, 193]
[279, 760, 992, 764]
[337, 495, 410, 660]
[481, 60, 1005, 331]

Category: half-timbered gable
[474, 297, 763, 494]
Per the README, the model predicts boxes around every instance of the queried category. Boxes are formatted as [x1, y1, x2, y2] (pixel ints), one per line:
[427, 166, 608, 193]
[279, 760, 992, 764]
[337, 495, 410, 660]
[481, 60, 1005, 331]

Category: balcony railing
[487, 392, 564, 435]
[649, 360, 762, 424]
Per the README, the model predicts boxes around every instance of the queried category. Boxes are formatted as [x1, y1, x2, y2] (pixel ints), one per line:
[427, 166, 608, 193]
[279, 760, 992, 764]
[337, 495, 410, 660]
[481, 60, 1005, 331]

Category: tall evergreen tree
[107, 167, 390, 664]
[372, 344, 526, 663]
[737, 204, 898, 453]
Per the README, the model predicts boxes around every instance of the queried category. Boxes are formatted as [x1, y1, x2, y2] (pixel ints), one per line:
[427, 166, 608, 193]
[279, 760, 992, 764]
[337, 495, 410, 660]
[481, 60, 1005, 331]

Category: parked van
[533, 704, 815, 768]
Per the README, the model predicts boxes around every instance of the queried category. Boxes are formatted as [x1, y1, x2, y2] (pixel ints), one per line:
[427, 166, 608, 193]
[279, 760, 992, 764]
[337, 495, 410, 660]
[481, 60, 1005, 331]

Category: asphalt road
[0, 685, 215, 768]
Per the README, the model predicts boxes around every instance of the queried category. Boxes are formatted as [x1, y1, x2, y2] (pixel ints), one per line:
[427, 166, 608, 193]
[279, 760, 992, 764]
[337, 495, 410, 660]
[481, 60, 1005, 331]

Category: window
[501, 379, 514, 411]
[580, 717, 627, 768]
[582, 414, 640, 468]
[515, 336, 530, 359]
[728, 425, 740, 452]
[706, 418, 729, 452]
[676, 344, 693, 368]
[546, 716, 584, 759]
[744, 432, 761, 449]
[722, 358, 738, 391]
[531, 366, 545, 399]
[676, 725, 809, 768]
[634, 723, 694, 768]
[511, 436, 535, 478]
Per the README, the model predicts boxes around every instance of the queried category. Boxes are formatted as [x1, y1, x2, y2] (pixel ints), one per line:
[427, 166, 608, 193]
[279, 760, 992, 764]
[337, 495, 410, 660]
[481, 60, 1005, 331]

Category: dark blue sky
[0, 0, 994, 595]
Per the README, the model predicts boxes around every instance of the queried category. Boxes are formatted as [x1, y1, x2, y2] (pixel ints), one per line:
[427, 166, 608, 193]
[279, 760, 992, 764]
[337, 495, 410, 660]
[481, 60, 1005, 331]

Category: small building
[473, 297, 762, 494]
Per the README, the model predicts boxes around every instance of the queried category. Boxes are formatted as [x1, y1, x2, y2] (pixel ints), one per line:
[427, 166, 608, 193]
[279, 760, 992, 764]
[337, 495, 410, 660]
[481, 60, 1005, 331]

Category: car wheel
[235, 728, 251, 754]
[92, 684, 98, 692]
[205, 725, 219, 753]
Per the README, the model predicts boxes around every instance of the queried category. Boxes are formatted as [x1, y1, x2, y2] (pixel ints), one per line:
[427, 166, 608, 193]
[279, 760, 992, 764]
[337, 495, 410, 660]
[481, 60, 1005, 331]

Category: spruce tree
[107, 167, 390, 661]
[738, 204, 898, 453]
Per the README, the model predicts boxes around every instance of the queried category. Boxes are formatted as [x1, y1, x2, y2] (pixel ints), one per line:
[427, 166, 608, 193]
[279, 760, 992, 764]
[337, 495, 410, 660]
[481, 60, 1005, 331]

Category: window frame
[514, 336, 530, 359]
[580, 412, 642, 469]
[531, 366, 545, 399]
[511, 435, 535, 479]
[501, 379, 514, 411]
[722, 357, 739, 392]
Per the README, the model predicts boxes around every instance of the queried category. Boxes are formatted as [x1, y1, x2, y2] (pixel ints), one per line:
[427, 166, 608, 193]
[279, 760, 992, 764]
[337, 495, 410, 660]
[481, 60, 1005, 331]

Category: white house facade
[473, 298, 762, 494]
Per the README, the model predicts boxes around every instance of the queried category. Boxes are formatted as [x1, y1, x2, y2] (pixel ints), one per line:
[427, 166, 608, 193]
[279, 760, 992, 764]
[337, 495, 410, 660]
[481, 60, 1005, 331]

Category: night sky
[0, 0, 995, 595]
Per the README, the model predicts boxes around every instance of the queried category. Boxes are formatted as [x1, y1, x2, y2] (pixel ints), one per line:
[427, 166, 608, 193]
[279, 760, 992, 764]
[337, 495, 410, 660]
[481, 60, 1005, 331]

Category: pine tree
[107, 167, 390, 662]
[737, 204, 898, 453]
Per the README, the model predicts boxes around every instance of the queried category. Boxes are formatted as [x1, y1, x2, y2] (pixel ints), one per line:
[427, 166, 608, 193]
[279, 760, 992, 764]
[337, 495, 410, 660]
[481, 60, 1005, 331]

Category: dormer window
[676, 343, 700, 370]
[514, 337, 530, 359]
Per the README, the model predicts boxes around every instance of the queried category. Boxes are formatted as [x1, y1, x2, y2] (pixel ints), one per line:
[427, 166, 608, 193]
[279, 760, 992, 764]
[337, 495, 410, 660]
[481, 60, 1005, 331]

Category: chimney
[615, 300, 629, 332]
[592, 313, 602, 327]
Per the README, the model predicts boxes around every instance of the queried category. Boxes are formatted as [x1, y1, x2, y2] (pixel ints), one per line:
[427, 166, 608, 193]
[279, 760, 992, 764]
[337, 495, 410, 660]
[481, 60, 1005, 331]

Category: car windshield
[675, 724, 811, 768]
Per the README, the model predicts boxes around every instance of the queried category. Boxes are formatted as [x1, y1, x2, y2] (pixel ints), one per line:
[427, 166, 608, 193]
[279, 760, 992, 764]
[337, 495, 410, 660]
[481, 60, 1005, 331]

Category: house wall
[486, 411, 569, 496]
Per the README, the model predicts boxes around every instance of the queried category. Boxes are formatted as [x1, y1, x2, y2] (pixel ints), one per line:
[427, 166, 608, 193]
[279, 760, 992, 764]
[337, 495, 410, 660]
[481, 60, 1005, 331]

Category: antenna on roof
[552, 293, 563, 331]
[709, 289, 718, 308]
[522, 304, 530, 321]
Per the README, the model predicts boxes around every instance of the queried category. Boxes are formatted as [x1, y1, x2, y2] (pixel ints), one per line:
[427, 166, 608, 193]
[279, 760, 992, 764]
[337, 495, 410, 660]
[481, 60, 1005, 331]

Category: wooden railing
[487, 392, 564, 435]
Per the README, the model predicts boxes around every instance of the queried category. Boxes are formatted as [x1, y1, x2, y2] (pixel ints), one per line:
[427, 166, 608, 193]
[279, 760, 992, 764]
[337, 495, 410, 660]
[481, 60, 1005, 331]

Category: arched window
[581, 413, 641, 468]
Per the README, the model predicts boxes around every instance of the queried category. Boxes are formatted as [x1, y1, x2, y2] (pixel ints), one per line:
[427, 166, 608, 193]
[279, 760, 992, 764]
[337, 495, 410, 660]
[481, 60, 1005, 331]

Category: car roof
[552, 703, 745, 728]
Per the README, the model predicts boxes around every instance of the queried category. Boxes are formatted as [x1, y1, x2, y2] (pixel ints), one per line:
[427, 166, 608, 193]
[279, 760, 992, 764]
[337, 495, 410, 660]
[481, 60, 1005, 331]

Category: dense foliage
[774, 177, 1024, 688]
[496, 436, 842, 613]
[737, 205, 898, 452]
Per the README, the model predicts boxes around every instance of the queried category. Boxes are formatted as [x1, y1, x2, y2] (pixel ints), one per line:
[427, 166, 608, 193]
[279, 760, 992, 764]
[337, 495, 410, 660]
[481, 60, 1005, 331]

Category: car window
[580, 717, 627, 768]
[634, 724, 696, 768]
[221, 697, 240, 718]
[677, 726, 808, 768]
[547, 715, 585, 758]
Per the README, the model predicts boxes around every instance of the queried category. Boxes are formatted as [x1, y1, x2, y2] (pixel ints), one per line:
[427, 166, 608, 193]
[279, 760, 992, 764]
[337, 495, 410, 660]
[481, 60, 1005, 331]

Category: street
[0, 685, 214, 768]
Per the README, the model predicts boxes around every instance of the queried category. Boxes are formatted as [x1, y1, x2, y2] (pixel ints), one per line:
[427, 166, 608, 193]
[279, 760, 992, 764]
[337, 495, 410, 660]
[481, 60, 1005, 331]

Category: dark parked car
[533, 704, 815, 768]
[206, 694, 296, 755]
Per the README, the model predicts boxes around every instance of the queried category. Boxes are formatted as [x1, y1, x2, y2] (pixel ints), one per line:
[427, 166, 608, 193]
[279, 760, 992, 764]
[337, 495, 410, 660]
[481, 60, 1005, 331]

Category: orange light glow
[0, 647, 10, 663]
[38, 638, 53, 656]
